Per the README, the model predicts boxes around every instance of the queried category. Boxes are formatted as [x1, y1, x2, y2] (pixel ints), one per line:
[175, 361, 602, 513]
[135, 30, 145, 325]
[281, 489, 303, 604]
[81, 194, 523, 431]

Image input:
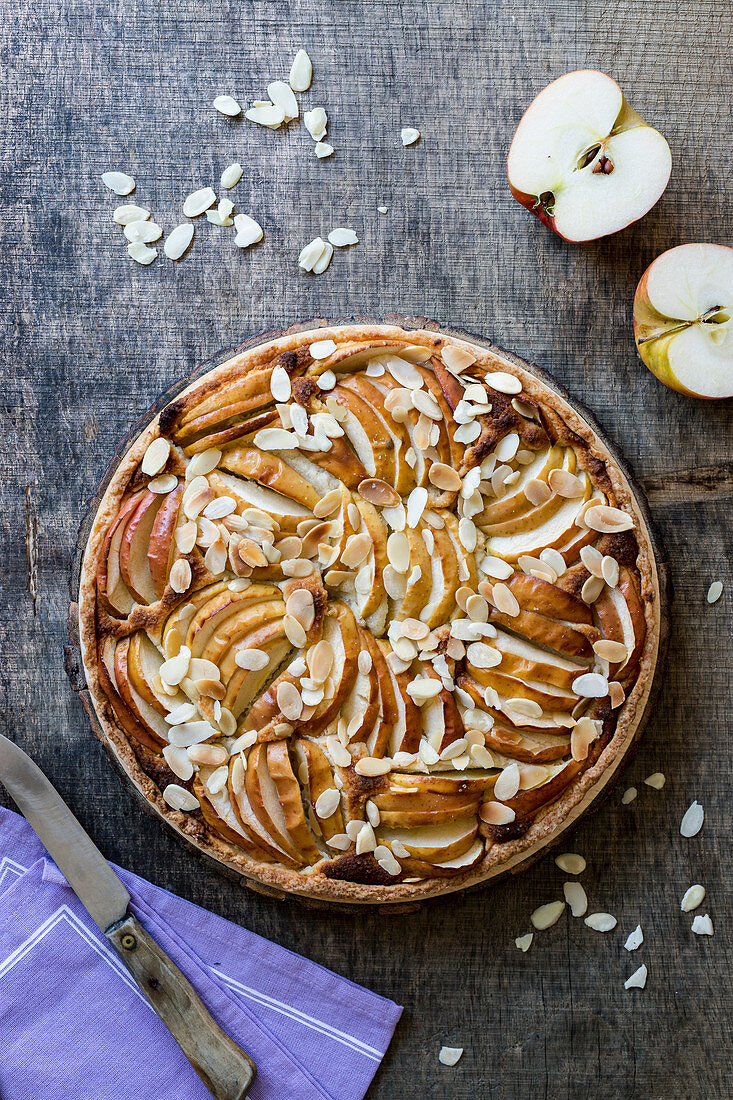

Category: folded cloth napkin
[0, 806, 401, 1100]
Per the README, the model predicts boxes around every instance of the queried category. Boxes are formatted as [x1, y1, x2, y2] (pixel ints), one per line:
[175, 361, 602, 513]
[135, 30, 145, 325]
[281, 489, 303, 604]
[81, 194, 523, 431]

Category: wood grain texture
[0, 1, 730, 1097]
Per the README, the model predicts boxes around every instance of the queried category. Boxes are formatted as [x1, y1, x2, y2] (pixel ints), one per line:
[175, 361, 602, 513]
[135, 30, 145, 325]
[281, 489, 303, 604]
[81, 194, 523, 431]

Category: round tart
[76, 323, 664, 905]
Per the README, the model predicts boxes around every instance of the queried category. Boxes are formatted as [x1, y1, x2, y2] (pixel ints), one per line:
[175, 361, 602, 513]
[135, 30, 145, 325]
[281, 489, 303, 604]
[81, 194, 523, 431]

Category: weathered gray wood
[107, 913, 256, 1098]
[1, 1, 731, 1097]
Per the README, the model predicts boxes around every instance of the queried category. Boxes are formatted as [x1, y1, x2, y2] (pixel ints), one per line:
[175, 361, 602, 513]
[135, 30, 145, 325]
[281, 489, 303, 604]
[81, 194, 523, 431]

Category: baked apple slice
[377, 817, 478, 862]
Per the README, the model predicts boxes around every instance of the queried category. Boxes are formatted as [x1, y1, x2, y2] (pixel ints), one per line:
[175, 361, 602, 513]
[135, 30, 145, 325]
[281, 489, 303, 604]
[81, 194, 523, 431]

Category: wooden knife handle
[107, 913, 256, 1099]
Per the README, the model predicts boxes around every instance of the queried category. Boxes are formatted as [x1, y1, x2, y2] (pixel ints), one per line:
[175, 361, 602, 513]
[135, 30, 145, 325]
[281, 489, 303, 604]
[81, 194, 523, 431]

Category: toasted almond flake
[622, 786, 637, 804]
[572, 673, 608, 698]
[328, 228, 359, 247]
[680, 800, 704, 838]
[439, 345, 476, 374]
[555, 853, 586, 875]
[310, 489, 340, 519]
[289, 48, 312, 92]
[328, 833, 351, 851]
[465, 594, 489, 623]
[479, 801, 515, 825]
[531, 901, 565, 930]
[624, 924, 644, 950]
[182, 186, 217, 218]
[601, 555, 620, 588]
[624, 964, 648, 989]
[304, 107, 328, 140]
[494, 762, 520, 801]
[220, 162, 243, 189]
[195, 677, 226, 700]
[706, 580, 723, 604]
[169, 559, 192, 594]
[609, 682, 625, 708]
[515, 933, 533, 952]
[277, 681, 303, 722]
[298, 236, 327, 272]
[581, 575, 605, 604]
[314, 788, 340, 819]
[438, 1046, 462, 1067]
[267, 80, 299, 121]
[563, 881, 588, 917]
[423, 463, 459, 493]
[113, 204, 150, 224]
[354, 477, 398, 509]
[246, 102, 285, 127]
[102, 171, 135, 196]
[481, 556, 514, 580]
[310, 338, 338, 359]
[326, 736, 351, 768]
[162, 783, 200, 812]
[162, 745, 194, 781]
[485, 370, 522, 395]
[681, 885, 706, 912]
[466, 642, 501, 669]
[230, 731, 257, 756]
[691, 913, 714, 936]
[490, 582, 519, 617]
[592, 639, 628, 663]
[494, 432, 519, 463]
[419, 740, 440, 765]
[585, 912, 616, 932]
[204, 540, 227, 575]
[355, 820, 377, 853]
[584, 504, 635, 534]
[283, 613, 308, 648]
[520, 477, 552, 508]
[187, 743, 228, 766]
[141, 437, 171, 478]
[339, 532, 370, 569]
[571, 716, 602, 761]
[644, 772, 666, 790]
[286, 589, 315, 630]
[548, 468, 585, 498]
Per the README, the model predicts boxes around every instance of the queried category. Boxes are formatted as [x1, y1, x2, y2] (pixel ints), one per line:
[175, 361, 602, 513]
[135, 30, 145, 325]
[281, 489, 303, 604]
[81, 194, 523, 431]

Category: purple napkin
[0, 806, 401, 1099]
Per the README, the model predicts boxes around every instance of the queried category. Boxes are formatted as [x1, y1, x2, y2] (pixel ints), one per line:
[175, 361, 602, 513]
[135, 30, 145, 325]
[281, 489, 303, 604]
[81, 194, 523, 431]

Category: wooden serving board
[66, 317, 671, 913]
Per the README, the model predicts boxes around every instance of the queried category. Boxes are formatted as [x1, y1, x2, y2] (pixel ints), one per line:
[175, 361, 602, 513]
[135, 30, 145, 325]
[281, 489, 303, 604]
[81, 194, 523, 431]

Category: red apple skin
[507, 181, 566, 240]
[148, 484, 183, 596]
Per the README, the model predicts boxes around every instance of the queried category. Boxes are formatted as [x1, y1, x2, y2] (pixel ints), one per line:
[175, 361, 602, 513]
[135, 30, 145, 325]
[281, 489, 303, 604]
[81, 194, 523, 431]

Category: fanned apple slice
[497, 756, 587, 823]
[148, 484, 184, 598]
[97, 489, 149, 615]
[398, 838, 485, 879]
[186, 584, 282, 656]
[245, 744, 308, 864]
[219, 446, 322, 512]
[604, 567, 646, 678]
[340, 374, 413, 492]
[377, 817, 478, 862]
[351, 497, 388, 622]
[379, 641, 423, 756]
[471, 667, 577, 712]
[486, 479, 592, 562]
[486, 602, 594, 659]
[491, 628, 589, 691]
[195, 767, 274, 859]
[484, 724, 571, 763]
[127, 631, 188, 714]
[295, 603, 360, 737]
[97, 637, 164, 753]
[327, 383, 395, 483]
[480, 445, 562, 527]
[266, 741, 322, 864]
[394, 526, 432, 621]
[341, 629, 381, 746]
[119, 491, 167, 604]
[291, 739, 345, 845]
[416, 365, 464, 473]
[443, 512, 478, 590]
[388, 773, 493, 797]
[208, 469, 314, 533]
[114, 637, 171, 747]
[364, 632, 399, 758]
[421, 671, 466, 753]
[228, 752, 303, 867]
[417, 521, 460, 627]
[483, 449, 579, 538]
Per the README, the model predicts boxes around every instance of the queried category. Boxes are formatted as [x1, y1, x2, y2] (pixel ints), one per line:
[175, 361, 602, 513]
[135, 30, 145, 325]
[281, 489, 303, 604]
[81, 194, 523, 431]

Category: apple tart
[77, 323, 662, 904]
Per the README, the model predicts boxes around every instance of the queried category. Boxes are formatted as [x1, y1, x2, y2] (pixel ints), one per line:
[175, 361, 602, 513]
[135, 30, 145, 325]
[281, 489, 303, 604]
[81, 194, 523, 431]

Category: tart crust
[76, 322, 664, 906]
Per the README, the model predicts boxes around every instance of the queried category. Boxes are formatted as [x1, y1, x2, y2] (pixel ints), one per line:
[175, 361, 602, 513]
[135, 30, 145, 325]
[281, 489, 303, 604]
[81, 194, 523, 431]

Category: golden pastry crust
[77, 323, 662, 905]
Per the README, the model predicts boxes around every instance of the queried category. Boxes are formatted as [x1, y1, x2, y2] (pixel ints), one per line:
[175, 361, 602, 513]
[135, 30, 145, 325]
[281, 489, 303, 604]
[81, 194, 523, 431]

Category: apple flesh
[507, 70, 671, 242]
[634, 243, 733, 399]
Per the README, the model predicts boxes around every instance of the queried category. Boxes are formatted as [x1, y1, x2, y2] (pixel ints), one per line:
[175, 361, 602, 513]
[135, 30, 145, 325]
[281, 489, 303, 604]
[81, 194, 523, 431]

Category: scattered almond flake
[491, 581, 520, 617]
[162, 783, 200, 812]
[315, 142, 334, 158]
[400, 127, 420, 146]
[624, 964, 648, 990]
[563, 881, 588, 917]
[555, 853, 586, 875]
[453, 421, 481, 445]
[706, 580, 723, 604]
[584, 912, 617, 932]
[289, 48, 312, 93]
[494, 762, 520, 801]
[283, 613, 308, 648]
[355, 821, 377, 853]
[162, 745, 194, 781]
[581, 575, 605, 604]
[127, 241, 157, 265]
[466, 641, 501, 669]
[584, 504, 635, 534]
[515, 932, 533, 952]
[220, 162, 243, 189]
[622, 786, 637, 805]
[438, 1047, 463, 1067]
[680, 800, 704, 838]
[310, 338, 337, 359]
[141, 437, 171, 477]
[524, 478, 552, 506]
[328, 228, 359, 247]
[233, 213, 264, 248]
[624, 924, 644, 951]
[354, 756, 391, 777]
[481, 556, 514, 580]
[267, 81, 299, 121]
[313, 241, 333, 274]
[531, 901, 565, 930]
[571, 672, 609, 698]
[148, 473, 177, 494]
[548, 468, 585, 498]
[441, 344, 476, 372]
[270, 365, 292, 402]
[691, 914, 713, 936]
[213, 94, 241, 116]
[378, 852, 402, 876]
[609, 682, 625, 708]
[206, 208, 233, 227]
[163, 223, 195, 261]
[246, 102, 286, 128]
[644, 772, 666, 790]
[304, 107, 328, 141]
[681, 885, 706, 912]
[101, 171, 135, 196]
[601, 555, 619, 588]
[377, 205, 388, 214]
[592, 639, 628, 663]
[299, 236, 327, 271]
[113, 204, 150, 225]
[479, 801, 515, 825]
[485, 370, 522, 395]
[182, 186, 217, 217]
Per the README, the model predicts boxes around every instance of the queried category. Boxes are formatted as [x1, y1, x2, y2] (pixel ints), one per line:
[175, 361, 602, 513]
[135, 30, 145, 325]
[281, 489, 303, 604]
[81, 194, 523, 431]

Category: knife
[0, 734, 256, 1099]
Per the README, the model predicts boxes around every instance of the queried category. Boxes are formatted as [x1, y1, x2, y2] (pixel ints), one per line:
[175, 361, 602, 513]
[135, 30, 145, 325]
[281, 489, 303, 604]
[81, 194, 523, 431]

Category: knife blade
[0, 735, 256, 1099]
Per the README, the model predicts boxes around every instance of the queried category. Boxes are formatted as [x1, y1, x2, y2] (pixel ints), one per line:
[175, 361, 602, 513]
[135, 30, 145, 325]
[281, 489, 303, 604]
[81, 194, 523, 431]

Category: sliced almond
[581, 575, 605, 604]
[480, 801, 515, 825]
[680, 800, 704, 838]
[314, 788, 340, 819]
[491, 582, 520, 617]
[592, 639, 628, 663]
[289, 49, 312, 92]
[584, 505, 635, 533]
[584, 912, 617, 932]
[571, 716, 602, 761]
[141, 437, 171, 477]
[563, 882, 588, 917]
[357, 478, 400, 507]
[485, 371, 522, 395]
[162, 784, 200, 812]
[555, 853, 586, 875]
[354, 756, 391, 777]
[169, 558, 192, 594]
[531, 901, 565, 930]
[283, 614, 308, 648]
[706, 580, 723, 604]
[277, 681, 303, 721]
[548, 469, 585, 498]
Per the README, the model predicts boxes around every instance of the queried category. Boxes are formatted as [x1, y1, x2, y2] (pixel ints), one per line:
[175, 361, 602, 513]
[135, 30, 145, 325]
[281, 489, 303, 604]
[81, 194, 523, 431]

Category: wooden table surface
[2, 1, 731, 1096]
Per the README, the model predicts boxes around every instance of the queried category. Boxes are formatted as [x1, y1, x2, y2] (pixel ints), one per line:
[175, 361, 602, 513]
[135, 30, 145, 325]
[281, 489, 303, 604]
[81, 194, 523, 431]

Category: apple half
[507, 70, 671, 242]
[633, 243, 733, 399]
